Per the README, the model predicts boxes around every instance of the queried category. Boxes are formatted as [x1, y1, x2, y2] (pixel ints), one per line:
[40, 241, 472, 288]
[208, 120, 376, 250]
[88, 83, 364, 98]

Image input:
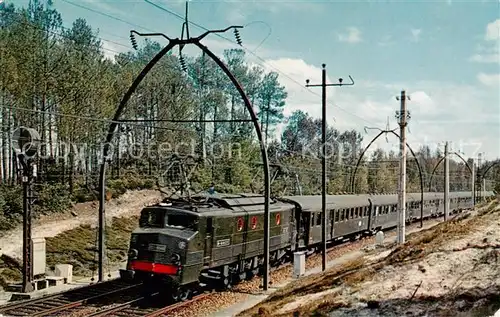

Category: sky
[8, 0, 500, 163]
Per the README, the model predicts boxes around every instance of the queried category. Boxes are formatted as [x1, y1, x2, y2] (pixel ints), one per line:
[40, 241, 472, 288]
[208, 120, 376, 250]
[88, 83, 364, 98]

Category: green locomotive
[120, 193, 295, 301]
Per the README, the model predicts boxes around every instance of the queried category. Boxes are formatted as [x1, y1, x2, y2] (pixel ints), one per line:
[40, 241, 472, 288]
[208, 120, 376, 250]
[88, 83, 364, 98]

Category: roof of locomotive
[146, 193, 293, 217]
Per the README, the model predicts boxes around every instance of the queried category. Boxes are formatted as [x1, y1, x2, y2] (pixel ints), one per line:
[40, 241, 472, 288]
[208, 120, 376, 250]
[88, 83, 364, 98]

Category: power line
[60, 0, 157, 33]
[7, 106, 191, 132]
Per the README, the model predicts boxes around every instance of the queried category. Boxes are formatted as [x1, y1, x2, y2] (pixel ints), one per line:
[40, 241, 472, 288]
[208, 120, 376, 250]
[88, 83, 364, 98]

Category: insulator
[234, 28, 242, 46]
[179, 54, 187, 72]
[130, 33, 138, 50]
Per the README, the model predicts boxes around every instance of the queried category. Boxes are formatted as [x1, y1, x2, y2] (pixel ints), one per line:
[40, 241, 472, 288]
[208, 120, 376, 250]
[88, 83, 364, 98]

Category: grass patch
[45, 216, 138, 277]
[0, 254, 22, 290]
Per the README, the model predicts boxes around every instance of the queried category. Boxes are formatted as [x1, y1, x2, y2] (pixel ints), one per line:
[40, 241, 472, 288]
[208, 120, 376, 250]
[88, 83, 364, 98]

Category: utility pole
[305, 64, 354, 271]
[471, 158, 475, 206]
[444, 141, 449, 221]
[478, 152, 485, 201]
[395, 91, 410, 244]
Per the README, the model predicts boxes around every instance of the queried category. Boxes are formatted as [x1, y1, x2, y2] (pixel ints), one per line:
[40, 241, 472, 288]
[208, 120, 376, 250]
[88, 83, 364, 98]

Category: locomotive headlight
[171, 253, 181, 264]
[128, 249, 138, 259]
[178, 241, 187, 250]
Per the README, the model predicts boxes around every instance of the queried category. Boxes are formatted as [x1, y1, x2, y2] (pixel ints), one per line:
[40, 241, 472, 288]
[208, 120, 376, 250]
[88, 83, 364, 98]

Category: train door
[367, 200, 373, 232]
[329, 210, 335, 240]
[204, 217, 214, 263]
[302, 212, 311, 247]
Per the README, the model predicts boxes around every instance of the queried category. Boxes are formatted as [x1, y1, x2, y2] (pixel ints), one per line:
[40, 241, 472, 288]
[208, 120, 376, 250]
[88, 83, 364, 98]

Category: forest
[0, 1, 499, 232]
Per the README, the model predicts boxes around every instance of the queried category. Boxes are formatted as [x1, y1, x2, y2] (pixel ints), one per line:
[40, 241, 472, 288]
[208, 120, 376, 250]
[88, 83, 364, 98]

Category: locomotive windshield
[139, 208, 199, 230]
[139, 208, 165, 228]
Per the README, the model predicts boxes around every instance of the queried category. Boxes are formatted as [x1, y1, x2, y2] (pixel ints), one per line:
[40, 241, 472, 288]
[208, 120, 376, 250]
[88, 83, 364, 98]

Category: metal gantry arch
[478, 160, 499, 193]
[350, 129, 425, 227]
[427, 151, 472, 192]
[97, 27, 272, 290]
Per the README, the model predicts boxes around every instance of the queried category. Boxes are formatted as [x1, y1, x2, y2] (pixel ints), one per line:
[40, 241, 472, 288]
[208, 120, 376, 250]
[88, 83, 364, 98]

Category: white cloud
[411, 28, 422, 42]
[337, 27, 362, 44]
[101, 41, 127, 61]
[378, 35, 394, 47]
[469, 54, 500, 63]
[485, 19, 500, 41]
[225, 7, 245, 25]
[81, 0, 128, 17]
[259, 58, 338, 118]
[477, 72, 500, 87]
[470, 19, 500, 64]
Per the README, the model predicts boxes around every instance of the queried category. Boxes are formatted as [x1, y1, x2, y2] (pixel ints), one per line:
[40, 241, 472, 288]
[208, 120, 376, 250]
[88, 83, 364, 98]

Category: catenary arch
[350, 130, 425, 227]
[96, 33, 271, 288]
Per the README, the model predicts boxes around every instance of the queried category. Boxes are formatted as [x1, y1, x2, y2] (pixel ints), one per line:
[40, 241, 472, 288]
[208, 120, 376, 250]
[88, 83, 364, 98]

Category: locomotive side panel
[208, 205, 294, 268]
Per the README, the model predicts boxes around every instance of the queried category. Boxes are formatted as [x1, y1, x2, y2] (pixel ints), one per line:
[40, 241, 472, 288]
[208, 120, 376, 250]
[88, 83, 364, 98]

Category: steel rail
[0, 279, 140, 316]
[87, 292, 212, 317]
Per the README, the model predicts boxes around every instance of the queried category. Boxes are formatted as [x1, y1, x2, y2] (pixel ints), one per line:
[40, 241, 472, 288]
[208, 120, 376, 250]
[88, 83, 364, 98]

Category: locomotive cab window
[139, 208, 165, 228]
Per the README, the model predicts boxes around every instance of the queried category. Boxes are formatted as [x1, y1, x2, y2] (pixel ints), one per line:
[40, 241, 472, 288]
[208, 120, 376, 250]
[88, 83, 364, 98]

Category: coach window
[311, 213, 315, 227]
[335, 210, 339, 222]
[316, 213, 321, 226]
[350, 208, 354, 219]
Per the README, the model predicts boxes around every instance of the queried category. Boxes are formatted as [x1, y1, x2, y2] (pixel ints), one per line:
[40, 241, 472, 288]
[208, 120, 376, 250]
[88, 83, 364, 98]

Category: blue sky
[9, 0, 500, 162]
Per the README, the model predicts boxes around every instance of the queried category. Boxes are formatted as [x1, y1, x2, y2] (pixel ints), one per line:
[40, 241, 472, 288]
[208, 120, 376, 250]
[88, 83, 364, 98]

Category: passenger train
[120, 190, 495, 301]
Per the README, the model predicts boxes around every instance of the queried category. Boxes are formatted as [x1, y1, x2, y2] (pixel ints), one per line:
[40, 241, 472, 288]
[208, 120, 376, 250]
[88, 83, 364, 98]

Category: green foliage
[107, 174, 155, 198]
[34, 183, 73, 215]
[0, 254, 22, 289]
[45, 216, 138, 277]
[0, 185, 22, 231]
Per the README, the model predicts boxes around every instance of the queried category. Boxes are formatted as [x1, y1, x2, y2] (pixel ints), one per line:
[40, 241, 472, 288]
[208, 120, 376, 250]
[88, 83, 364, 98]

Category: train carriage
[368, 194, 399, 230]
[282, 195, 373, 247]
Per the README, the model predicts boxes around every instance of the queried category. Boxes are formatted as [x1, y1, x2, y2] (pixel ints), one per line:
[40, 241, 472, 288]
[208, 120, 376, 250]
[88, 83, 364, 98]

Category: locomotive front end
[120, 204, 201, 292]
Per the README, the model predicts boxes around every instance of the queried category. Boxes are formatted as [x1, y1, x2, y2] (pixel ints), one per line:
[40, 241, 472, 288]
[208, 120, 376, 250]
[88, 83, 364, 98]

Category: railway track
[87, 292, 211, 317]
[0, 279, 142, 317]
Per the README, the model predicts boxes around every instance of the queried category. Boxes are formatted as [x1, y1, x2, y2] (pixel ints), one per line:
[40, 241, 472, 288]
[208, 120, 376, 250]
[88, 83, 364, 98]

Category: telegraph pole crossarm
[305, 64, 355, 272]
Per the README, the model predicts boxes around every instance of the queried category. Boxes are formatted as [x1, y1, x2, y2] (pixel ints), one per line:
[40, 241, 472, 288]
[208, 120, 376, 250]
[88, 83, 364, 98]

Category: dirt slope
[0, 189, 162, 261]
[239, 200, 500, 317]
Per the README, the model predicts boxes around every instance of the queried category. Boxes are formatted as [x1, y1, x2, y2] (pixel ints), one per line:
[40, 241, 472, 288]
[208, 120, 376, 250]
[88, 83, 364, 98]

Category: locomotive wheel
[171, 288, 181, 302]
[179, 288, 191, 301]
[221, 276, 234, 290]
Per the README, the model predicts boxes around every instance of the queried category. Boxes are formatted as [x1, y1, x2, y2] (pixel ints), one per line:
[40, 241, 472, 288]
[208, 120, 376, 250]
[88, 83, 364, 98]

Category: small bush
[34, 183, 73, 215]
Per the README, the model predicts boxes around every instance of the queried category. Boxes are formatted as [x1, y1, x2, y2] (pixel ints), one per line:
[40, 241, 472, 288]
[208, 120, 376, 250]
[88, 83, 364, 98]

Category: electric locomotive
[120, 193, 295, 301]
